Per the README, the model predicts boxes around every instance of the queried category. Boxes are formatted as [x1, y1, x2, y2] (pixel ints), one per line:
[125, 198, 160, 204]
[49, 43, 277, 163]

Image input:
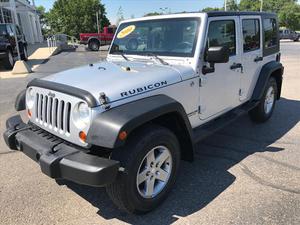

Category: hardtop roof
[207, 11, 277, 17]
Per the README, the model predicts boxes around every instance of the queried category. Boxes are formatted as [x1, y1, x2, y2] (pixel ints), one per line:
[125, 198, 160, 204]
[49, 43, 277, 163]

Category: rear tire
[3, 49, 15, 70]
[106, 125, 180, 214]
[249, 77, 278, 123]
[21, 45, 28, 61]
[88, 40, 100, 51]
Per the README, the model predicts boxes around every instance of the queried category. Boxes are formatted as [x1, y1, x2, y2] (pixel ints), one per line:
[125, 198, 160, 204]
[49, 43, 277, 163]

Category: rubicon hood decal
[120, 80, 168, 98]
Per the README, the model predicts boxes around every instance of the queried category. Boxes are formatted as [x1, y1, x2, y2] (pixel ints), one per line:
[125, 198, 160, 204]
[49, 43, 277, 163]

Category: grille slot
[35, 93, 71, 135]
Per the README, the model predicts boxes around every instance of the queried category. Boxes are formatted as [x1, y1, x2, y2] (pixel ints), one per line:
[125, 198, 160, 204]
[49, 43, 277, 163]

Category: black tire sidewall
[4, 49, 14, 69]
[21, 45, 28, 61]
[88, 41, 100, 51]
[111, 126, 180, 213]
[250, 77, 278, 122]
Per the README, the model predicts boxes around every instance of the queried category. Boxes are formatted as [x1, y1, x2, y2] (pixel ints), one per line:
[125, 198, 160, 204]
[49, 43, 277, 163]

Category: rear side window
[242, 19, 260, 52]
[264, 18, 277, 48]
[207, 20, 236, 56]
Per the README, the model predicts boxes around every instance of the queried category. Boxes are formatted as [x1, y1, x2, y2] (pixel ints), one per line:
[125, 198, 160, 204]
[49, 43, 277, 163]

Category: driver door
[199, 17, 242, 120]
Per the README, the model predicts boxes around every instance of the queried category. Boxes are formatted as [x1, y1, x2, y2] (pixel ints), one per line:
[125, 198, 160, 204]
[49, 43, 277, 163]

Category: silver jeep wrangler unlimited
[4, 12, 283, 214]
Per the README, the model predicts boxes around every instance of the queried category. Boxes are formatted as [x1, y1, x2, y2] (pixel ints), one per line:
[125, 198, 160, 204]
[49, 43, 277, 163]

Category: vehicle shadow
[60, 97, 300, 224]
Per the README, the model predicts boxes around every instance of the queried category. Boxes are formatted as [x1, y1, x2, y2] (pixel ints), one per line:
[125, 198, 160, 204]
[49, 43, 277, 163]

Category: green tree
[239, 0, 261, 11]
[263, 0, 297, 13]
[47, 0, 110, 38]
[239, 0, 298, 13]
[144, 12, 162, 17]
[226, 0, 238, 11]
[278, 2, 300, 30]
[201, 7, 222, 12]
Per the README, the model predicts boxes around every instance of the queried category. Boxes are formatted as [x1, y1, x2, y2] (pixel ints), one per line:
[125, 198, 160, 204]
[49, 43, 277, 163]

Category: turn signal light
[79, 131, 87, 142]
[27, 109, 32, 118]
[118, 131, 127, 141]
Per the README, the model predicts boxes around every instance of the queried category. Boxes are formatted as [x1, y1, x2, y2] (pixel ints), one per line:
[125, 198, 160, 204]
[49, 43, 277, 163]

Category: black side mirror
[202, 46, 230, 75]
[206, 46, 230, 64]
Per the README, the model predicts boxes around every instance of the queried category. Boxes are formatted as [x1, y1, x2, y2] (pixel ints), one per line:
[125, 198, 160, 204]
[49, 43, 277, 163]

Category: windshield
[110, 17, 200, 57]
[0, 25, 7, 36]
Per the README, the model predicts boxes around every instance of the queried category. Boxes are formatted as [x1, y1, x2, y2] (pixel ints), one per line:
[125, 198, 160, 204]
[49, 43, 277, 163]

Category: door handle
[230, 63, 243, 73]
[254, 56, 263, 62]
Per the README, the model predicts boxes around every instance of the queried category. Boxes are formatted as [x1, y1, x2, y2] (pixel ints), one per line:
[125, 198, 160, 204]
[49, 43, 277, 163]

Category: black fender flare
[86, 95, 193, 150]
[15, 89, 26, 111]
[251, 61, 284, 101]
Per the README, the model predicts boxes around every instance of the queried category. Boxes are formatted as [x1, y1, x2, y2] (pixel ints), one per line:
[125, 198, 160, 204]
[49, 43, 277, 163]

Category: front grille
[35, 93, 71, 134]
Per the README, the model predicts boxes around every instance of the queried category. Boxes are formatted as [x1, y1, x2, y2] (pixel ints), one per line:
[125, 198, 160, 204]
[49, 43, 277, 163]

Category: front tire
[21, 45, 28, 61]
[106, 125, 180, 214]
[3, 49, 15, 70]
[249, 77, 278, 123]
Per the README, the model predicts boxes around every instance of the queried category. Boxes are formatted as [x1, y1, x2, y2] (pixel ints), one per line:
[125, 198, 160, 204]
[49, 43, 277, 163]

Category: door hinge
[198, 106, 201, 114]
[198, 105, 206, 114]
[239, 89, 243, 96]
[199, 77, 206, 87]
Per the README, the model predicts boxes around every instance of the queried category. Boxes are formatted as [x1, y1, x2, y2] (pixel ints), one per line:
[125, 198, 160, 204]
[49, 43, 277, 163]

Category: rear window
[242, 19, 260, 52]
[264, 18, 277, 48]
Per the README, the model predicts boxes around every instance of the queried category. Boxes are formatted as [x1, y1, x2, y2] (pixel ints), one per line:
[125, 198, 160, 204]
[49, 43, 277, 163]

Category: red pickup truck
[80, 26, 116, 51]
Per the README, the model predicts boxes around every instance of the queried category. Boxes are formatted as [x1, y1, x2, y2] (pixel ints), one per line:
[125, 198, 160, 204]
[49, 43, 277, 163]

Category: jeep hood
[43, 60, 194, 105]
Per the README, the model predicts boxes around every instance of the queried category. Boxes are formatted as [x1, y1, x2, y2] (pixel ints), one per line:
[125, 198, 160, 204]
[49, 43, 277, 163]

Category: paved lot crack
[0, 151, 19, 155]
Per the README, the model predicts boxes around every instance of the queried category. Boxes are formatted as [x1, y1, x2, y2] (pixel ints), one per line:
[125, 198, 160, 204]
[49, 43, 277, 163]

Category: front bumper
[3, 115, 120, 187]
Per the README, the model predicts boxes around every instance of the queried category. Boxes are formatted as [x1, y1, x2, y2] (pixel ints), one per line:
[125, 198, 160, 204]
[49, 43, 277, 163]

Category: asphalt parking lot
[0, 42, 299, 225]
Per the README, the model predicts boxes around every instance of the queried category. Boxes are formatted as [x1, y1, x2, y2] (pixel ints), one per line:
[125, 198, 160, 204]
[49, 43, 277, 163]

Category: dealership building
[0, 0, 43, 44]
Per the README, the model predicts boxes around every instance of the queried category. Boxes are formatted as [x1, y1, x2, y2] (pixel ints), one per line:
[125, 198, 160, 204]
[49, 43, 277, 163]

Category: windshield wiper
[117, 52, 130, 61]
[111, 48, 130, 61]
[144, 53, 169, 65]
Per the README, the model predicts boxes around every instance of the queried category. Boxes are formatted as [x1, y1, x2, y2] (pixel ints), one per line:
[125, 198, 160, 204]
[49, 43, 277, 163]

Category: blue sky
[35, 0, 225, 24]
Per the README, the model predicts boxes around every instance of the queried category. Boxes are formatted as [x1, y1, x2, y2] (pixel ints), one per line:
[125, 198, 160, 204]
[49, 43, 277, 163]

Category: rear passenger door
[239, 16, 263, 101]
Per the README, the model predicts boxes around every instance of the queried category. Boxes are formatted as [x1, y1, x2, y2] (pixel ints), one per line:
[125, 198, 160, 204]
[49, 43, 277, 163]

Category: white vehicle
[4, 12, 283, 214]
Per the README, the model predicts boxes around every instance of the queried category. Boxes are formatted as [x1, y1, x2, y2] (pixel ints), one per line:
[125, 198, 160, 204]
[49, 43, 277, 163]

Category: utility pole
[224, 0, 227, 11]
[96, 11, 100, 34]
[260, 0, 263, 12]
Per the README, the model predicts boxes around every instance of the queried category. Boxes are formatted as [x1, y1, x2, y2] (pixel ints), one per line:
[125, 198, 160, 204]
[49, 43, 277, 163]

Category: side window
[263, 18, 277, 48]
[242, 19, 260, 52]
[6, 25, 14, 36]
[207, 20, 236, 56]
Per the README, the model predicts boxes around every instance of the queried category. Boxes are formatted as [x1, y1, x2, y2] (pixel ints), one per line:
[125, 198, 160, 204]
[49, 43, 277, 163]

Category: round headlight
[73, 102, 91, 128]
[26, 88, 35, 109]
